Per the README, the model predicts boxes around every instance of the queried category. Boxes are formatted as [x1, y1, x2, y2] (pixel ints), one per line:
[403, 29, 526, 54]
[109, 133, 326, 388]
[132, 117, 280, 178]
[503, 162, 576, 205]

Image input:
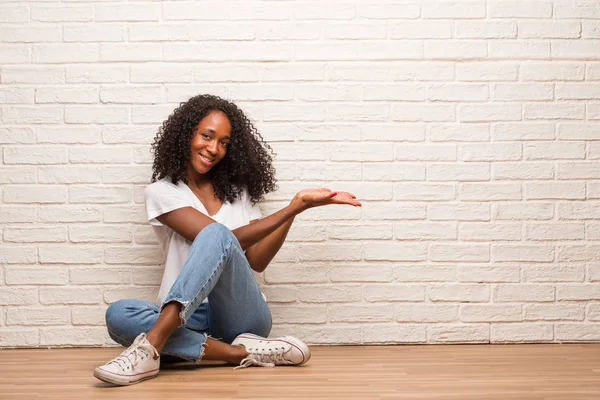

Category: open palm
[296, 188, 362, 208]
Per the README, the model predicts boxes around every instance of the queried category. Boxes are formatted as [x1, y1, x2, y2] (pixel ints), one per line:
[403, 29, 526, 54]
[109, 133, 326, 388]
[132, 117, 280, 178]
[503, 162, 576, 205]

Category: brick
[361, 203, 426, 220]
[364, 163, 425, 181]
[524, 182, 585, 200]
[33, 44, 98, 63]
[523, 265, 584, 283]
[423, 1, 485, 18]
[71, 306, 107, 326]
[427, 124, 490, 142]
[329, 143, 393, 161]
[459, 143, 521, 161]
[552, 41, 600, 59]
[456, 62, 518, 81]
[394, 222, 456, 240]
[162, 2, 226, 21]
[326, 104, 388, 122]
[102, 166, 150, 184]
[395, 144, 456, 161]
[330, 265, 393, 283]
[104, 287, 158, 303]
[428, 324, 489, 343]
[459, 223, 521, 241]
[493, 83, 553, 101]
[460, 183, 521, 201]
[429, 203, 490, 221]
[425, 40, 487, 59]
[524, 142, 585, 160]
[100, 86, 161, 104]
[555, 2, 600, 18]
[357, 3, 420, 19]
[298, 285, 362, 303]
[1, 5, 29, 22]
[130, 23, 189, 41]
[0, 87, 34, 104]
[327, 62, 454, 82]
[65, 106, 129, 124]
[493, 284, 554, 302]
[493, 162, 554, 180]
[427, 84, 488, 101]
[489, 41, 550, 59]
[0, 207, 36, 223]
[394, 183, 456, 201]
[40, 327, 108, 346]
[396, 304, 458, 323]
[105, 246, 163, 265]
[363, 324, 426, 344]
[460, 304, 522, 322]
[491, 324, 553, 343]
[494, 202, 554, 220]
[558, 245, 600, 262]
[0, 167, 36, 184]
[328, 224, 392, 240]
[363, 84, 424, 101]
[0, 45, 30, 64]
[391, 104, 454, 122]
[270, 305, 327, 324]
[519, 21, 581, 39]
[390, 21, 452, 39]
[297, 243, 363, 261]
[459, 104, 521, 122]
[2, 106, 62, 124]
[0, 288, 38, 305]
[7, 307, 70, 326]
[39, 245, 103, 264]
[69, 186, 131, 204]
[64, 24, 126, 42]
[493, 123, 554, 141]
[430, 244, 490, 262]
[0, 127, 35, 144]
[456, 21, 517, 39]
[331, 304, 396, 323]
[39, 166, 101, 184]
[457, 265, 520, 283]
[427, 163, 490, 181]
[38, 206, 102, 223]
[66, 65, 128, 83]
[556, 284, 600, 301]
[297, 163, 359, 181]
[524, 304, 584, 321]
[489, 1, 552, 17]
[96, 4, 159, 22]
[69, 147, 131, 164]
[394, 265, 456, 282]
[69, 225, 132, 243]
[164, 42, 290, 62]
[520, 62, 584, 81]
[4, 227, 66, 243]
[4, 185, 66, 204]
[0, 26, 61, 43]
[363, 284, 424, 302]
[70, 267, 131, 285]
[556, 324, 600, 341]
[325, 23, 387, 40]
[557, 162, 600, 179]
[492, 244, 554, 262]
[0, 329, 38, 347]
[428, 284, 489, 302]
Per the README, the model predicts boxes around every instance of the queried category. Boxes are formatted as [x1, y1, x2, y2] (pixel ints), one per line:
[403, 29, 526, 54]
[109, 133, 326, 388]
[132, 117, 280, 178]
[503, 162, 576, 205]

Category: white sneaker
[231, 333, 311, 369]
[94, 333, 160, 386]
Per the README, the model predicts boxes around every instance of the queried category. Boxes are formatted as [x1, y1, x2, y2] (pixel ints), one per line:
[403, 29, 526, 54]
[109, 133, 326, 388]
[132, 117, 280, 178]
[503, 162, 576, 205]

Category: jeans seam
[180, 239, 233, 321]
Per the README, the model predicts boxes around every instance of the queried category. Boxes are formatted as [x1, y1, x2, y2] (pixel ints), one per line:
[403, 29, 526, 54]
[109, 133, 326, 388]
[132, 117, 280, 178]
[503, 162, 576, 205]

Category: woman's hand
[291, 188, 362, 211]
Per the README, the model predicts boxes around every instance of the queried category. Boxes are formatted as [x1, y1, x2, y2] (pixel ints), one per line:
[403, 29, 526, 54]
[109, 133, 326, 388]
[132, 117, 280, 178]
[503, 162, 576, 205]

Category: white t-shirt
[145, 178, 262, 304]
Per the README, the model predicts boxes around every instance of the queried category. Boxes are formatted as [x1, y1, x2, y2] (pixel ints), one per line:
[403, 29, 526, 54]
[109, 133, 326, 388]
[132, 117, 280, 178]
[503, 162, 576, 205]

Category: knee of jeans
[105, 299, 128, 332]
[196, 223, 235, 243]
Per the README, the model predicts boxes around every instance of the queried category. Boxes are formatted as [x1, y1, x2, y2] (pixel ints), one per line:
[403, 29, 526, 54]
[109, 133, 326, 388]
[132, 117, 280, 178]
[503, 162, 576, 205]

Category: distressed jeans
[105, 223, 272, 363]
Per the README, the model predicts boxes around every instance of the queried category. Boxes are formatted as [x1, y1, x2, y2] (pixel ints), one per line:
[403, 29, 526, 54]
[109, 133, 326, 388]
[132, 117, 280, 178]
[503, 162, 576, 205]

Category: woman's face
[189, 110, 231, 175]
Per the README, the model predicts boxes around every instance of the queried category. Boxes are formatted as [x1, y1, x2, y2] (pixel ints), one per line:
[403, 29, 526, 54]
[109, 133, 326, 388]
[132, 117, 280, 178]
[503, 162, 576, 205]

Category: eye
[201, 133, 211, 140]
[221, 142, 229, 148]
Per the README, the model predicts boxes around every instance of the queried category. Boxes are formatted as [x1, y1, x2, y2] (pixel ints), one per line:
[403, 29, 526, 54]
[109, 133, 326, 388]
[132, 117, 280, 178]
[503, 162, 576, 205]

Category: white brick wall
[1, 0, 600, 348]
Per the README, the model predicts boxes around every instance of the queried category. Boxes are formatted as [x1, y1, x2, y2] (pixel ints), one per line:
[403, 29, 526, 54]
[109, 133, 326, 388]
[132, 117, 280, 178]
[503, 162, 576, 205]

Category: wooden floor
[1, 344, 599, 399]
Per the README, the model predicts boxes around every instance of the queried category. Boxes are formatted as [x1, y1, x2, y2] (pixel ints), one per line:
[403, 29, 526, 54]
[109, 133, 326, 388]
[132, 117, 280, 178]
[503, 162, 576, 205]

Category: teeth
[200, 155, 214, 162]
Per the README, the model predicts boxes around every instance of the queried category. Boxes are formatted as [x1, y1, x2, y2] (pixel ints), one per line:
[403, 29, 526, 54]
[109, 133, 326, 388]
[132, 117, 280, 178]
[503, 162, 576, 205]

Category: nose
[206, 140, 218, 155]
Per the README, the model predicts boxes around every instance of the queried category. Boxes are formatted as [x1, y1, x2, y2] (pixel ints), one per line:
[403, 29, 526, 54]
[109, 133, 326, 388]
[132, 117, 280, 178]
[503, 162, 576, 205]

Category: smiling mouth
[200, 154, 215, 163]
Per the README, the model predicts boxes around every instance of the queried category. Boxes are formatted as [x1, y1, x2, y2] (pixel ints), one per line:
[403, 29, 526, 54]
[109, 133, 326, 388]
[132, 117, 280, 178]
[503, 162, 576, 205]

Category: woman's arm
[244, 217, 295, 273]
[156, 188, 360, 261]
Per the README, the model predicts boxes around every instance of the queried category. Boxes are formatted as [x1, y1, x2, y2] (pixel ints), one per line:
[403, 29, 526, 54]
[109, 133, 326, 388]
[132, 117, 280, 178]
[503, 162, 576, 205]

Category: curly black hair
[150, 94, 277, 204]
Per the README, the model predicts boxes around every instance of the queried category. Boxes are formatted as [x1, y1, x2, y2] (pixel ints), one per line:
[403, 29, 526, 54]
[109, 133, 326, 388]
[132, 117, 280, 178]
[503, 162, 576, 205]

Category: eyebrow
[203, 129, 230, 140]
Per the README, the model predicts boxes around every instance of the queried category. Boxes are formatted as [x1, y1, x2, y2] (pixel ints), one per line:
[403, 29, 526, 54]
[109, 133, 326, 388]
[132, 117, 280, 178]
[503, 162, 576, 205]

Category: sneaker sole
[93, 367, 159, 386]
[233, 334, 311, 365]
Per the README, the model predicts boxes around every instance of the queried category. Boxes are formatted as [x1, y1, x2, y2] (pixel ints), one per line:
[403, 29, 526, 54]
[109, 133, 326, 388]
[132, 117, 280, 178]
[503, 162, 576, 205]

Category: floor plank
[1, 344, 599, 399]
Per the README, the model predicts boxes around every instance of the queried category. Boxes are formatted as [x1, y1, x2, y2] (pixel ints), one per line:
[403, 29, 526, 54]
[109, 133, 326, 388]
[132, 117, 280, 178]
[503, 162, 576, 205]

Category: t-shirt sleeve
[245, 190, 262, 221]
[145, 181, 193, 226]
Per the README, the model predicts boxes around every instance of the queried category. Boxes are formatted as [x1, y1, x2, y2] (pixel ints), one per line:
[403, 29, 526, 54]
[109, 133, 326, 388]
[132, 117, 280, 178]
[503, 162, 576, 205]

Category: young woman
[93, 94, 361, 386]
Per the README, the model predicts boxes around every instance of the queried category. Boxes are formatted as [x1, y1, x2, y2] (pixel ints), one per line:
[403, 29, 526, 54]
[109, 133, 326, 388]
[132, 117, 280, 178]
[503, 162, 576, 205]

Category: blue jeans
[105, 223, 272, 363]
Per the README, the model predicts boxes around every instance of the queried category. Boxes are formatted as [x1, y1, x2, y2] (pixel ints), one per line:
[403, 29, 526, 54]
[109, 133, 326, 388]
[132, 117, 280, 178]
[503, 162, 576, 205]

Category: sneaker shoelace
[235, 346, 293, 369]
[106, 335, 158, 372]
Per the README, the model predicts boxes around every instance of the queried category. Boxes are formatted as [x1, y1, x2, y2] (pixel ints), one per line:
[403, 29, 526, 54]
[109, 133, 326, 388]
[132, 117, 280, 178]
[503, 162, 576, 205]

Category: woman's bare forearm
[245, 217, 294, 272]
[232, 201, 304, 250]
